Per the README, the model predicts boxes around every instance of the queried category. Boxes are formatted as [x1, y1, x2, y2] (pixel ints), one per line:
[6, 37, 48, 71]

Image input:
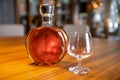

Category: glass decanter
[25, 3, 68, 65]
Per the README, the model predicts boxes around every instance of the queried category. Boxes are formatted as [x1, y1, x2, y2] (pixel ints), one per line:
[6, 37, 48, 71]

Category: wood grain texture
[0, 37, 120, 80]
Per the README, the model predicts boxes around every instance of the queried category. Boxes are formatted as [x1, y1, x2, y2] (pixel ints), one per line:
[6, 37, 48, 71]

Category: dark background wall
[0, 0, 15, 24]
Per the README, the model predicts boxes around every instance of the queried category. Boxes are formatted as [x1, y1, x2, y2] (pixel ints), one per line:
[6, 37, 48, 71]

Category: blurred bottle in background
[87, 0, 105, 38]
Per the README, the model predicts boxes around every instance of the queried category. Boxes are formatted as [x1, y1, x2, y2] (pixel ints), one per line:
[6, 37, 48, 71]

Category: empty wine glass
[67, 32, 93, 74]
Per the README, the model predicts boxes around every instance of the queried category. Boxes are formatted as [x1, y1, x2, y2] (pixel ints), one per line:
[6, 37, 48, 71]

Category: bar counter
[0, 37, 120, 80]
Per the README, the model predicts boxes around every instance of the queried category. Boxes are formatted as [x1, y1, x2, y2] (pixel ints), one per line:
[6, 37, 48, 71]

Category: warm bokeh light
[92, 1, 98, 9]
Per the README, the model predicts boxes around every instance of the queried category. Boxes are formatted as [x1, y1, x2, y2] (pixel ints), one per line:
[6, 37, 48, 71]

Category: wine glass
[67, 32, 93, 74]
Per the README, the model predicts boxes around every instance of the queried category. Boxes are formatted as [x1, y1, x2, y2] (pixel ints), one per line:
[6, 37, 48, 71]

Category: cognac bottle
[25, 3, 68, 65]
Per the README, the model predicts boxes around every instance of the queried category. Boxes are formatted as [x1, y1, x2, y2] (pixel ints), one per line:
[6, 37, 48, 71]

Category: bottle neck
[42, 16, 53, 27]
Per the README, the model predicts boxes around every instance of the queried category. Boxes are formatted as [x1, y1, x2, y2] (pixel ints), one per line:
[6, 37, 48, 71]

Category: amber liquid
[26, 27, 67, 64]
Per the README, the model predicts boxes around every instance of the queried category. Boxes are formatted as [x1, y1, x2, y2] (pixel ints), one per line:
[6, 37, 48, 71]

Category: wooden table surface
[0, 37, 120, 80]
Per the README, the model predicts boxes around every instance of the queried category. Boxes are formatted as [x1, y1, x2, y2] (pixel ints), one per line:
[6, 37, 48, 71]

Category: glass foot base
[69, 66, 89, 74]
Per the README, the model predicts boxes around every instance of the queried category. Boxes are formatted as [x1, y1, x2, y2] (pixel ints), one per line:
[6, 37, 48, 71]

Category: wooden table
[0, 37, 120, 80]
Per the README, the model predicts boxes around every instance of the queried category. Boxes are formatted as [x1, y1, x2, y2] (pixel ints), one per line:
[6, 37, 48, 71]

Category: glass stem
[77, 55, 82, 67]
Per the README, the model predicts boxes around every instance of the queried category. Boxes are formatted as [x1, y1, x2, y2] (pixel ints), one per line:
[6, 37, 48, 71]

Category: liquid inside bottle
[25, 3, 67, 65]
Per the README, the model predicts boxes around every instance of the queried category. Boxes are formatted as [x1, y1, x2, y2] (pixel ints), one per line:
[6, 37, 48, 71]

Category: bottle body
[26, 25, 67, 65]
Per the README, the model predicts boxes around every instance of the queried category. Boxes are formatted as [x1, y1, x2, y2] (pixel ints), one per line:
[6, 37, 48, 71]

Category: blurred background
[0, 0, 120, 41]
